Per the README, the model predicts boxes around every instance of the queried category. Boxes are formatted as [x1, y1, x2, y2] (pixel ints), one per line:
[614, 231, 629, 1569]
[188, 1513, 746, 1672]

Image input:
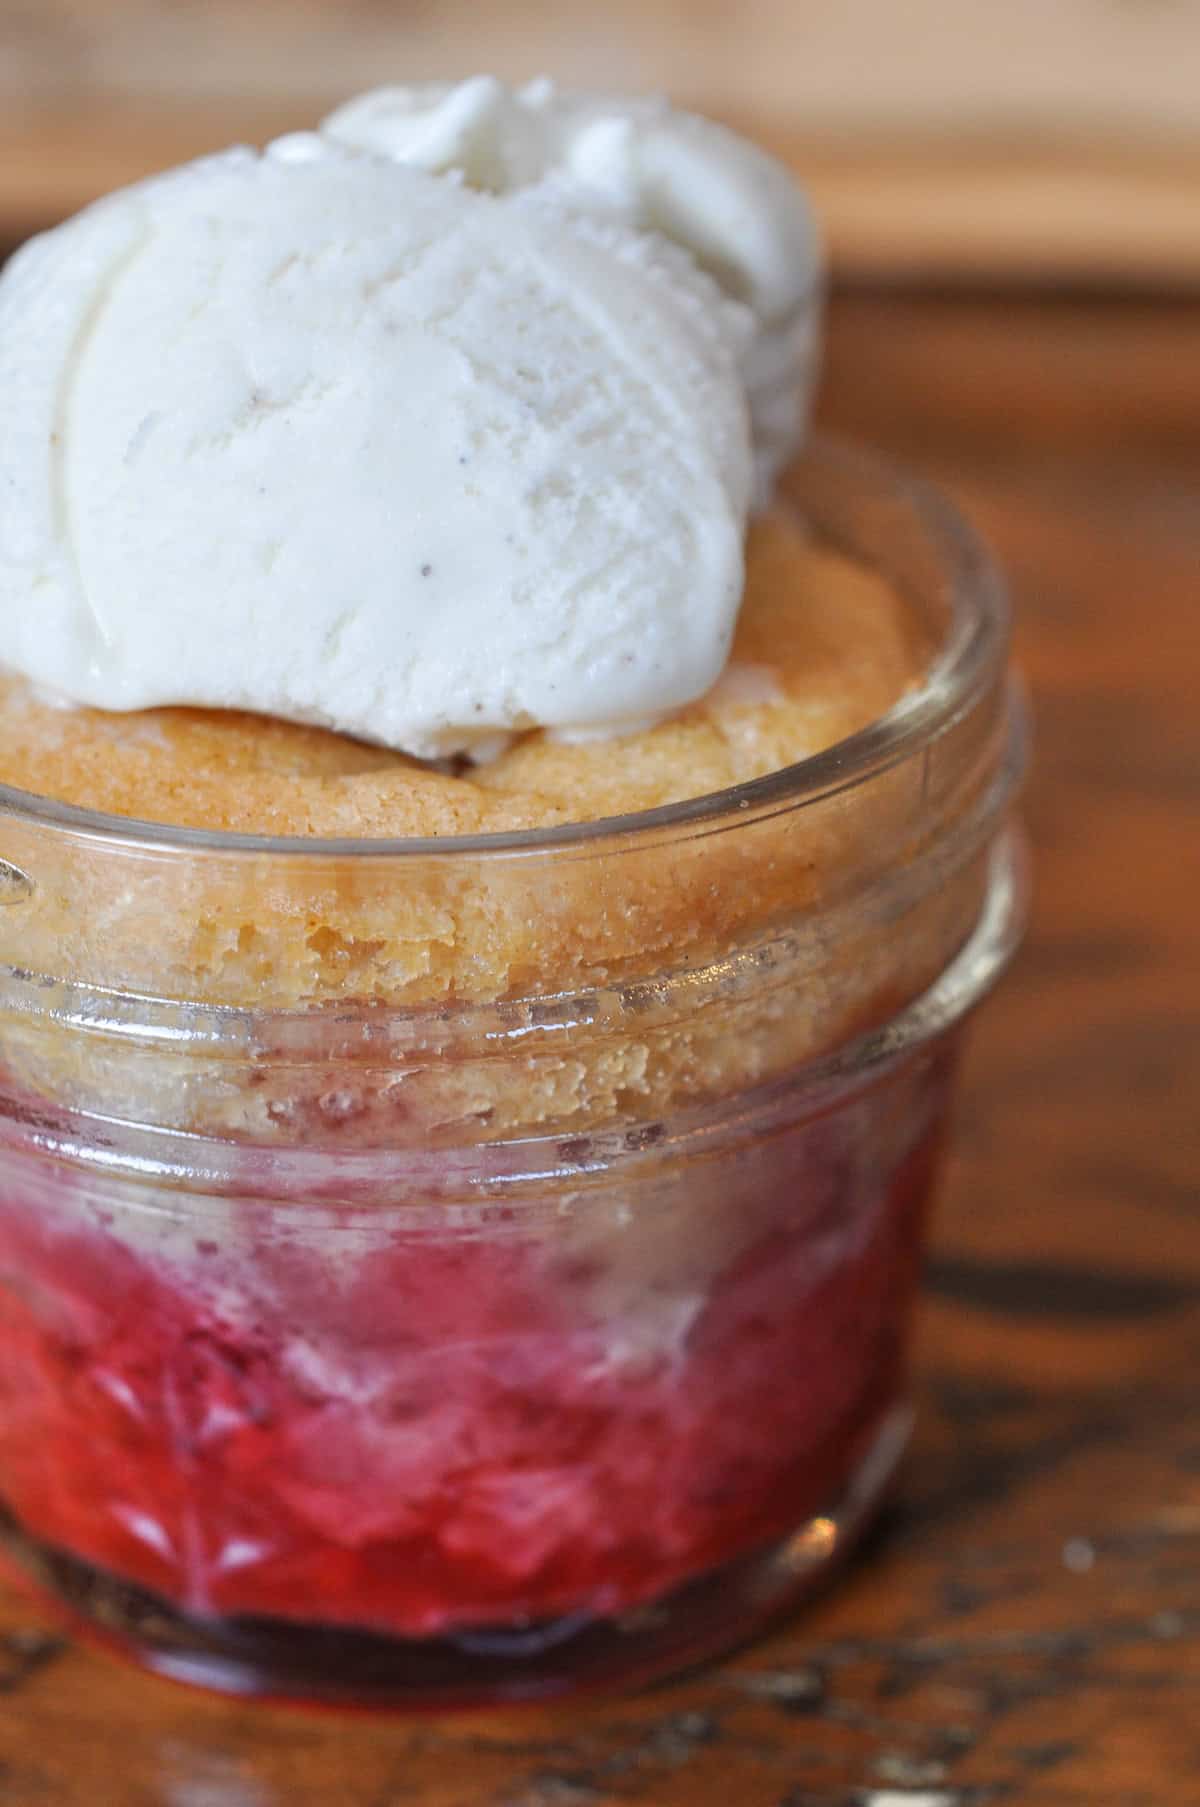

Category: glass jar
[0, 442, 1027, 1707]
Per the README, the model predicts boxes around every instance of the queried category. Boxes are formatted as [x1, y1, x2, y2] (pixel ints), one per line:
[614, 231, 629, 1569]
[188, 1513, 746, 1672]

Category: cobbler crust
[0, 508, 987, 1143]
[0, 509, 924, 837]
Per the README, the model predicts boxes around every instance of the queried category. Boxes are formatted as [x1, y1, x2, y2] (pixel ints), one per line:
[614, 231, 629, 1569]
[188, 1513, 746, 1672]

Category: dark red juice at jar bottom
[0, 1066, 947, 1699]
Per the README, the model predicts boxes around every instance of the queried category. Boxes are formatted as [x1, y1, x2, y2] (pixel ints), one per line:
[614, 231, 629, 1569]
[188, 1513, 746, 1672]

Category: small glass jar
[0, 442, 1027, 1707]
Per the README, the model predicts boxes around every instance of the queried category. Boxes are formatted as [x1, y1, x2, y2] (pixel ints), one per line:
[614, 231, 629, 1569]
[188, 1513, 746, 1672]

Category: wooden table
[0, 292, 1196, 1804]
[6, 0, 1200, 290]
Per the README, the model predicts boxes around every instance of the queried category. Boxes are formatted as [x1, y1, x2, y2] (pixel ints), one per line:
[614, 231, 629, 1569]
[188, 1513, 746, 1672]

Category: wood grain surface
[0, 293, 1196, 1802]
[4, 0, 1200, 285]
[5, 96, 1200, 290]
[6, 0, 1200, 133]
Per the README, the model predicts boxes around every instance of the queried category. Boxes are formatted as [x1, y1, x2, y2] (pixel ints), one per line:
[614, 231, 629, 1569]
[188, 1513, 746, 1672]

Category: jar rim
[0, 435, 1008, 864]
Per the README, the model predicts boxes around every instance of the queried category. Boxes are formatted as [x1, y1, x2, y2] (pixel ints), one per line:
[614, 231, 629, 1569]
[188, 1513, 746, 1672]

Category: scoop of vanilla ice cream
[0, 87, 820, 760]
[325, 77, 823, 504]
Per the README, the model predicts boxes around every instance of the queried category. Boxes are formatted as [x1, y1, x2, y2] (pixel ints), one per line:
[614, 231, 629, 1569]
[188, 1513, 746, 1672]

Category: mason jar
[0, 441, 1028, 1706]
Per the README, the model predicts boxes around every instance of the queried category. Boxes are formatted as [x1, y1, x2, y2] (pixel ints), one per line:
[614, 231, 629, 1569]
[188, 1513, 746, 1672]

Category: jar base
[0, 1403, 912, 1709]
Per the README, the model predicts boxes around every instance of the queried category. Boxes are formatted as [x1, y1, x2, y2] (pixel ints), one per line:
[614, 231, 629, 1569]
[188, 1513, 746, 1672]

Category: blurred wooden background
[2, 0, 1200, 284]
